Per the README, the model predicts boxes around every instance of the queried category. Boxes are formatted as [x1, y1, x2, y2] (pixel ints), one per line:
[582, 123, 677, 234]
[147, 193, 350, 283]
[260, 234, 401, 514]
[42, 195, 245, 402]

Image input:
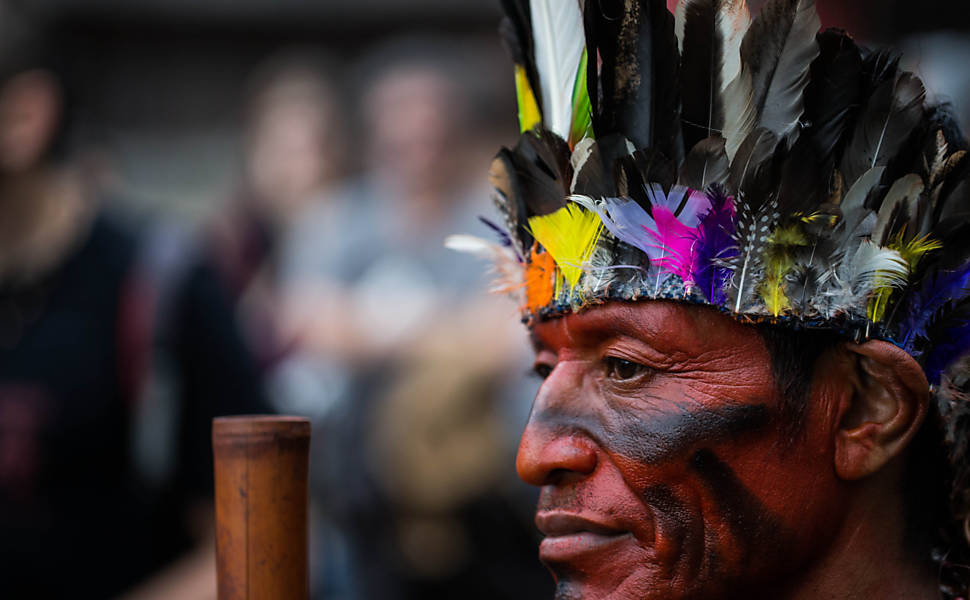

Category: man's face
[519, 301, 846, 599]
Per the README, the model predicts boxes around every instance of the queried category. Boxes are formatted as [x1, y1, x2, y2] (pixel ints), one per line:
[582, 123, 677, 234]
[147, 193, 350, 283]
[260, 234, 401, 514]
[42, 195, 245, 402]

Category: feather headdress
[452, 0, 970, 391]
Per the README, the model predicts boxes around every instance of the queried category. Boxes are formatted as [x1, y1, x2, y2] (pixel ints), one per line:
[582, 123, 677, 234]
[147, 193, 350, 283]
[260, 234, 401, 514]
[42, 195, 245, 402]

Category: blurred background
[0, 1, 967, 599]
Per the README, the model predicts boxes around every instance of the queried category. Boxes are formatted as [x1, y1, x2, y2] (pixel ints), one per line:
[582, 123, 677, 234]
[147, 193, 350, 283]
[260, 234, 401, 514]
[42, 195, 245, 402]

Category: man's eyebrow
[567, 313, 645, 344]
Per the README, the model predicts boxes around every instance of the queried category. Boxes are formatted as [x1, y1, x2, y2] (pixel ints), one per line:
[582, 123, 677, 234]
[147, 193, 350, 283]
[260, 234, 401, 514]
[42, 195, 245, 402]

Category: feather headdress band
[449, 0, 970, 388]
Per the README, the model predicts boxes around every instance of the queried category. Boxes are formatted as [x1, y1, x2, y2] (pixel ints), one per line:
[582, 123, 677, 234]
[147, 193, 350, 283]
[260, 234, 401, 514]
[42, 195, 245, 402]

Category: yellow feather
[758, 224, 809, 317]
[896, 232, 943, 268]
[528, 204, 602, 293]
[515, 65, 542, 133]
[867, 231, 942, 322]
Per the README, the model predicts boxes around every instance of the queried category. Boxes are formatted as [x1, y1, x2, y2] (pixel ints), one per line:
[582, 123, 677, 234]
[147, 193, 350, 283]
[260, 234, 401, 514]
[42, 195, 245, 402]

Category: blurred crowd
[0, 3, 549, 599]
[0, 0, 968, 599]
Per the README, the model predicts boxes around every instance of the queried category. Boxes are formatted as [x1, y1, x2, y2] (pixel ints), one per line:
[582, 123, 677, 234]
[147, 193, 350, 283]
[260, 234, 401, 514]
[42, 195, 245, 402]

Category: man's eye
[604, 357, 647, 381]
[532, 363, 553, 380]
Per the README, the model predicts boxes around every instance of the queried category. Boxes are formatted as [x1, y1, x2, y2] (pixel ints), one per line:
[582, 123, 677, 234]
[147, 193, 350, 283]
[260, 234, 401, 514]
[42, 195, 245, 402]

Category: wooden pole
[213, 416, 311, 600]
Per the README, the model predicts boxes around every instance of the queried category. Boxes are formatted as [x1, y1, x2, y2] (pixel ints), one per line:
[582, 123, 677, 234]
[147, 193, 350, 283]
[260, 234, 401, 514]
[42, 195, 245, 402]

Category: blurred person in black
[0, 12, 269, 599]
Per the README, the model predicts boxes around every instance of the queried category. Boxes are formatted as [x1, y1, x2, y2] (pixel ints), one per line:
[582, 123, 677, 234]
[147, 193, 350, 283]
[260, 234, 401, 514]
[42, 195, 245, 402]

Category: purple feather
[478, 216, 523, 261]
[924, 316, 970, 384]
[899, 263, 970, 352]
[580, 197, 659, 261]
[898, 261, 970, 383]
[692, 185, 738, 305]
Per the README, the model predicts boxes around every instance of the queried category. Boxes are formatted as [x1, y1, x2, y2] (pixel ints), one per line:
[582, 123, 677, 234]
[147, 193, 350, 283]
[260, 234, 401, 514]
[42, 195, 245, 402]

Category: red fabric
[116, 272, 155, 409]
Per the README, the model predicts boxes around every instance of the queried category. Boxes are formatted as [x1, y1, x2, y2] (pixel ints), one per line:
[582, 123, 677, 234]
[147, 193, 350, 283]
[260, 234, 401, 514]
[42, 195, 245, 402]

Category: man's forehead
[529, 301, 748, 353]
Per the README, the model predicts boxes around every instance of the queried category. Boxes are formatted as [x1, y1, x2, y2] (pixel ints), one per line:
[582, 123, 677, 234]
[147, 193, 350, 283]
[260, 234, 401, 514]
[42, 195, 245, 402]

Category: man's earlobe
[833, 340, 930, 481]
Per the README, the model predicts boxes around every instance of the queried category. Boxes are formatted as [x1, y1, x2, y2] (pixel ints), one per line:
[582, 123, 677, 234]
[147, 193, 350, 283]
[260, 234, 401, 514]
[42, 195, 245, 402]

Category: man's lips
[536, 512, 627, 537]
[536, 512, 634, 563]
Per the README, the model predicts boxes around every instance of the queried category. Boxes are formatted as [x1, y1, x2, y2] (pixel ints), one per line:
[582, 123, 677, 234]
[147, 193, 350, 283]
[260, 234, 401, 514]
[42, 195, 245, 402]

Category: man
[454, 0, 970, 598]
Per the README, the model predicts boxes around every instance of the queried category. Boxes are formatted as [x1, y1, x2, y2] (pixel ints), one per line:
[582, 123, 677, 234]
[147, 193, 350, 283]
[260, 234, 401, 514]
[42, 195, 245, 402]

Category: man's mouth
[536, 512, 634, 563]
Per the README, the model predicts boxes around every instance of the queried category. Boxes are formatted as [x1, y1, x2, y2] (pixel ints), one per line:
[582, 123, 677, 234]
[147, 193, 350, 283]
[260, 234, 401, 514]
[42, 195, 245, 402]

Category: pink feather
[644, 207, 703, 287]
[642, 187, 712, 290]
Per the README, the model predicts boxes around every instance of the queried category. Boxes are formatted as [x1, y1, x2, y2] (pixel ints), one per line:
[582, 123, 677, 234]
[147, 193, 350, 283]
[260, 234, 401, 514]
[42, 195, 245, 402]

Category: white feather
[569, 137, 596, 193]
[445, 234, 494, 258]
[847, 241, 909, 290]
[445, 235, 524, 294]
[716, 0, 750, 93]
[530, 0, 586, 140]
[822, 240, 907, 318]
[675, 0, 689, 53]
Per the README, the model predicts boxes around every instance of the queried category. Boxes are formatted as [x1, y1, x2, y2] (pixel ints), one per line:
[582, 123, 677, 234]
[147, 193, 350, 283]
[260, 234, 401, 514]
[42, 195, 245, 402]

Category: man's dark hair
[756, 324, 840, 438]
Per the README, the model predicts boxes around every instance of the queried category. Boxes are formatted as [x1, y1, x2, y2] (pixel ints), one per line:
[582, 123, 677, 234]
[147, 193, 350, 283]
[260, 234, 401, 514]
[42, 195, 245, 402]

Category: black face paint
[643, 484, 707, 580]
[690, 449, 788, 556]
[533, 402, 771, 465]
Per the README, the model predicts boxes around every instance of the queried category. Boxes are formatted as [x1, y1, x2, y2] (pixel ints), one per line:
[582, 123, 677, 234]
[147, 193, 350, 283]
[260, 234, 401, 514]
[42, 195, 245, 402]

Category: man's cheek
[641, 482, 708, 581]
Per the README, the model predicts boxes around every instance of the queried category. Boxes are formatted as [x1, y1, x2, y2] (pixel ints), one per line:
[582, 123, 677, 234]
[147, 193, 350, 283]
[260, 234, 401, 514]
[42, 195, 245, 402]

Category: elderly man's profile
[448, 0, 970, 598]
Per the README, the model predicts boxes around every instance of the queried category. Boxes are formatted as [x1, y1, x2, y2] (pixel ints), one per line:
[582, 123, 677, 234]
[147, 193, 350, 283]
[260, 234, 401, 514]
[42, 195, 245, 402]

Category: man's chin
[550, 570, 670, 600]
[542, 539, 667, 600]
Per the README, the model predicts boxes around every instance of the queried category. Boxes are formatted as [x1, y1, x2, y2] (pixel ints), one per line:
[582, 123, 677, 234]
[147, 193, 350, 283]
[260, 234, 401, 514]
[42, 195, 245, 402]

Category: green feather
[568, 49, 593, 149]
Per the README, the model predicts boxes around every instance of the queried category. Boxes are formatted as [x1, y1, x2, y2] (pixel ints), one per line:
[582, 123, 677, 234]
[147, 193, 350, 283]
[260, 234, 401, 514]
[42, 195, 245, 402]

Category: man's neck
[785, 470, 938, 599]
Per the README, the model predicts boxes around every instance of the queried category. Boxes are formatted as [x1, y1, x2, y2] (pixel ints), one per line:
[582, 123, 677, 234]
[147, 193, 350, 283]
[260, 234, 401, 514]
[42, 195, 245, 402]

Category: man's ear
[833, 340, 930, 481]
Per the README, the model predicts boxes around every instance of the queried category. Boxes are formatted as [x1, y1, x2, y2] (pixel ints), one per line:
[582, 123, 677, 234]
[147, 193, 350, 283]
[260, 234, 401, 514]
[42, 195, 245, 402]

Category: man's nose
[516, 363, 598, 486]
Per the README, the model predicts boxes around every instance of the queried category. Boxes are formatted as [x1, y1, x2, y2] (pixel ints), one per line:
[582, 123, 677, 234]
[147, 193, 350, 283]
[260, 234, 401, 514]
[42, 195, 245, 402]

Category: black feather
[571, 139, 616, 199]
[937, 221, 970, 271]
[508, 130, 573, 218]
[632, 147, 677, 192]
[680, 135, 731, 191]
[617, 155, 651, 208]
[928, 103, 970, 153]
[860, 47, 900, 98]
[777, 135, 825, 216]
[840, 72, 926, 188]
[584, 0, 684, 163]
[499, 1, 542, 115]
[499, 18, 526, 68]
[678, 0, 742, 151]
[803, 28, 862, 172]
[722, 0, 820, 158]
[489, 149, 534, 251]
[729, 127, 783, 209]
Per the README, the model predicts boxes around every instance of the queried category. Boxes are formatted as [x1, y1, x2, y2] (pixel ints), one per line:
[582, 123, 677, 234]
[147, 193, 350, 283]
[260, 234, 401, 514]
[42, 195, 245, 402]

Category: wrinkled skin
[518, 302, 850, 600]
